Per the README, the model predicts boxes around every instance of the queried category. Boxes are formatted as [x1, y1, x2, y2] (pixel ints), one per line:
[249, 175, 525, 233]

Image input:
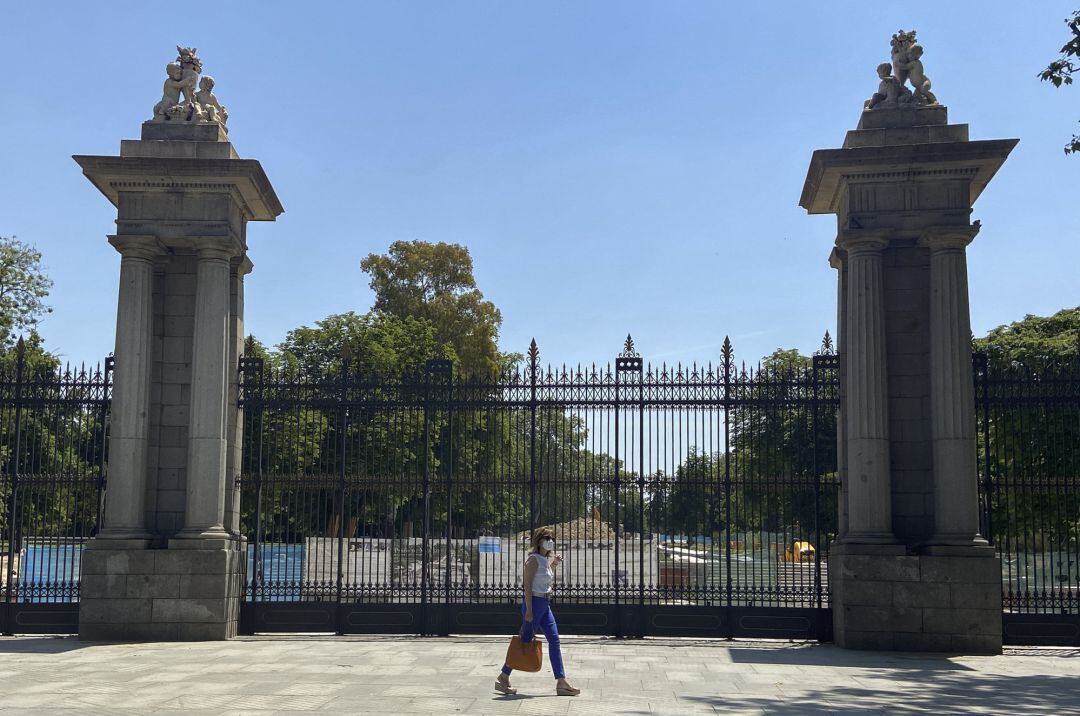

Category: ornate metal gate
[238, 335, 839, 638]
[976, 352, 1080, 646]
[0, 340, 112, 635]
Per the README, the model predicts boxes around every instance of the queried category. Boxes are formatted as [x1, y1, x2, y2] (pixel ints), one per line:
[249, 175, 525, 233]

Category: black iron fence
[0, 339, 112, 635]
[238, 335, 840, 638]
[976, 352, 1080, 645]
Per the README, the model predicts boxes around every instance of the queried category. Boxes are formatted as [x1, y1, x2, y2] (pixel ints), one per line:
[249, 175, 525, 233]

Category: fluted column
[175, 244, 233, 542]
[829, 247, 849, 537]
[920, 226, 986, 547]
[836, 232, 896, 543]
[97, 236, 160, 541]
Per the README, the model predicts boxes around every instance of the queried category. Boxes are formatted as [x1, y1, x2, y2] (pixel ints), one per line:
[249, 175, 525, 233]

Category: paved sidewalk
[0, 636, 1077, 715]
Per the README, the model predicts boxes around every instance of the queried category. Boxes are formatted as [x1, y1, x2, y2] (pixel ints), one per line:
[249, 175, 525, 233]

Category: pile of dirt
[517, 516, 616, 541]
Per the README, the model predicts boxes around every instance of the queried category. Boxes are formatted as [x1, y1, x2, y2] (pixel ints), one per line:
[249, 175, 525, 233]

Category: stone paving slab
[0, 636, 1078, 714]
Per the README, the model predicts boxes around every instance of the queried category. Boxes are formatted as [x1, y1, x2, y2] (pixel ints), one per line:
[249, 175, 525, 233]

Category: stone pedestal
[801, 105, 1016, 653]
[74, 121, 281, 640]
[79, 544, 245, 641]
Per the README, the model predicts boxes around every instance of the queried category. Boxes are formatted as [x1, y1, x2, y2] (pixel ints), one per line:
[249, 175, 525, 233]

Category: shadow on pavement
[727, 645, 973, 671]
[683, 671, 1080, 715]
[0, 635, 98, 654]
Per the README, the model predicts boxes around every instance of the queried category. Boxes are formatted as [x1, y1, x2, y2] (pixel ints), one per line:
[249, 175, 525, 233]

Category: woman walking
[495, 527, 580, 696]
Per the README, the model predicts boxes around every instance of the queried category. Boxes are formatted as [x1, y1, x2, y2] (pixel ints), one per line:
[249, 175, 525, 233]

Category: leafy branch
[1039, 10, 1080, 154]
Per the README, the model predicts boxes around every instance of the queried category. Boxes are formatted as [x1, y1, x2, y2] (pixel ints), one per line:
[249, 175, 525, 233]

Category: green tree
[1039, 10, 1080, 154]
[973, 306, 1080, 368]
[361, 241, 503, 379]
[0, 236, 52, 347]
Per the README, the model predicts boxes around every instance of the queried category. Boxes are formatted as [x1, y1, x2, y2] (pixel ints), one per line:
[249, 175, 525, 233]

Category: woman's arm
[522, 556, 537, 622]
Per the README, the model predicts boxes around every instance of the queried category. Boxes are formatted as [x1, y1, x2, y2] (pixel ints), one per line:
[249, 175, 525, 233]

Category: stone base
[140, 120, 229, 142]
[856, 104, 948, 129]
[79, 542, 244, 641]
[830, 550, 1002, 654]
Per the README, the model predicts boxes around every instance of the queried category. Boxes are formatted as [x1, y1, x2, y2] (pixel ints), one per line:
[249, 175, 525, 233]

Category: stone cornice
[72, 155, 284, 221]
[800, 138, 1018, 215]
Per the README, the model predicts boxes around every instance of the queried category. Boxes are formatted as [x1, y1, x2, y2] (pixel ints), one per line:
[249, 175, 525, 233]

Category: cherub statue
[175, 46, 202, 109]
[152, 62, 186, 120]
[149, 46, 232, 125]
[865, 62, 908, 110]
[890, 30, 938, 106]
[195, 75, 228, 125]
[895, 43, 937, 105]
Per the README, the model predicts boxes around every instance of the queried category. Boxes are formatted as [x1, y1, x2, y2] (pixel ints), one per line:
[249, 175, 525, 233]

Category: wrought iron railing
[0, 339, 112, 630]
[976, 352, 1080, 616]
[238, 334, 841, 614]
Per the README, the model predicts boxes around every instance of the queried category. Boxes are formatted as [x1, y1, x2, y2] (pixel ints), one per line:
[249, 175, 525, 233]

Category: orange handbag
[505, 632, 544, 672]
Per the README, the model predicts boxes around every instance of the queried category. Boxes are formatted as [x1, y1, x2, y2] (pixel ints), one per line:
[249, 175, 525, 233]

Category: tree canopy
[360, 241, 503, 379]
[0, 236, 52, 347]
[973, 306, 1080, 368]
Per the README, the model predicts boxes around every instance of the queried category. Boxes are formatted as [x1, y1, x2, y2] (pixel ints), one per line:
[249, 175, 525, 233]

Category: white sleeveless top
[529, 552, 554, 594]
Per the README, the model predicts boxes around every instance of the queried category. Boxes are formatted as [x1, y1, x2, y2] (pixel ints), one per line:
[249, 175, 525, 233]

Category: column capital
[232, 254, 254, 277]
[190, 236, 243, 260]
[107, 235, 165, 261]
[828, 246, 847, 269]
[918, 223, 981, 252]
[836, 230, 890, 255]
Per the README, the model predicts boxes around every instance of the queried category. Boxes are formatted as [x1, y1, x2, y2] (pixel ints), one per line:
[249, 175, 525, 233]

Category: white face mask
[540, 538, 554, 553]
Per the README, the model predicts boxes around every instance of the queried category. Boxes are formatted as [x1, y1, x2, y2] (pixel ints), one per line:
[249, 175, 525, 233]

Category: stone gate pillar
[800, 33, 1016, 653]
[73, 49, 282, 640]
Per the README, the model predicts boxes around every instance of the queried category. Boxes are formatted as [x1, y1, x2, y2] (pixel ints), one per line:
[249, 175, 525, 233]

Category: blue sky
[2, 1, 1077, 370]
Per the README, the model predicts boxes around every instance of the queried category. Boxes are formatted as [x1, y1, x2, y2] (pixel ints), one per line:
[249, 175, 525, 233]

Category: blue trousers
[501, 595, 565, 679]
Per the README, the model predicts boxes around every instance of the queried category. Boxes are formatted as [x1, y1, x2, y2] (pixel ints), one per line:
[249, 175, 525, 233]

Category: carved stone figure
[195, 76, 228, 126]
[865, 29, 939, 111]
[895, 42, 937, 105]
[865, 62, 908, 110]
[176, 46, 201, 107]
[152, 62, 186, 120]
[150, 46, 229, 126]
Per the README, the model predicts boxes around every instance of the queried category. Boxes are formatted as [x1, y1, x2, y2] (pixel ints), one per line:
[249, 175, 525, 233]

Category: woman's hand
[550, 555, 563, 568]
[524, 608, 534, 624]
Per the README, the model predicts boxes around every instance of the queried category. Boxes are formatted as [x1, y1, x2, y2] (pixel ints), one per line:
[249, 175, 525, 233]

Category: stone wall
[882, 242, 933, 544]
[149, 254, 196, 537]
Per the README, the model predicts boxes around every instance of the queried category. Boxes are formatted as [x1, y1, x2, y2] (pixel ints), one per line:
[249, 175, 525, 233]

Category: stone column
[920, 226, 986, 548]
[829, 247, 849, 537]
[836, 232, 896, 544]
[96, 236, 159, 542]
[174, 244, 233, 543]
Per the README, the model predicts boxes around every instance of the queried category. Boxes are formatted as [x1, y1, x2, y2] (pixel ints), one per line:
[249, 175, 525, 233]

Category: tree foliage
[361, 241, 503, 379]
[1039, 10, 1080, 154]
[0, 236, 52, 347]
[973, 306, 1080, 368]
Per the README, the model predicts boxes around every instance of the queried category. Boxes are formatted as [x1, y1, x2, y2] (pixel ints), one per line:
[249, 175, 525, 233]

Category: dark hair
[530, 527, 555, 553]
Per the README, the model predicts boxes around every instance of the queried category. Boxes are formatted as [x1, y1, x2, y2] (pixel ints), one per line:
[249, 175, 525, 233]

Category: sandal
[495, 676, 517, 695]
[556, 681, 580, 696]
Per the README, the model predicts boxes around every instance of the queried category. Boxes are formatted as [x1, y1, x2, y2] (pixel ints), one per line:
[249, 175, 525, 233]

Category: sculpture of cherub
[890, 30, 938, 106]
[895, 42, 937, 105]
[152, 62, 186, 120]
[195, 75, 228, 126]
[175, 46, 202, 108]
[149, 46, 231, 125]
[865, 62, 908, 110]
